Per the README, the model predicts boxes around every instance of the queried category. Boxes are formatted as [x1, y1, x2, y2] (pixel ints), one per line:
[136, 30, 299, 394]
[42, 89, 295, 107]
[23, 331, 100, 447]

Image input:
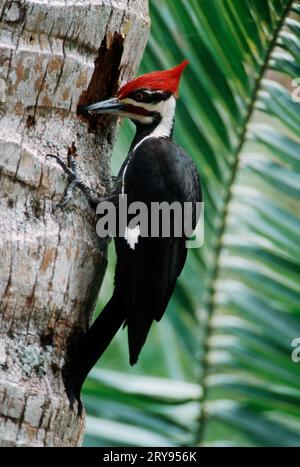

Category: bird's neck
[130, 96, 176, 153]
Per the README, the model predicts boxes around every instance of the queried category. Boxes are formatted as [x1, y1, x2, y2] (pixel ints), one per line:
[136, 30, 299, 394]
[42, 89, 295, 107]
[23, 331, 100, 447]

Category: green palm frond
[84, 0, 300, 447]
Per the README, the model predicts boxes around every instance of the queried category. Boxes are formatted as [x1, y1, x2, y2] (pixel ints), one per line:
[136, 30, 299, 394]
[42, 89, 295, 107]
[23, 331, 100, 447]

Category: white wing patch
[125, 225, 140, 250]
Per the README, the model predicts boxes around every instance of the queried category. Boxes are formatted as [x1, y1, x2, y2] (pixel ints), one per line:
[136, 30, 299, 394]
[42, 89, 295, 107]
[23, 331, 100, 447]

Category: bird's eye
[135, 92, 144, 101]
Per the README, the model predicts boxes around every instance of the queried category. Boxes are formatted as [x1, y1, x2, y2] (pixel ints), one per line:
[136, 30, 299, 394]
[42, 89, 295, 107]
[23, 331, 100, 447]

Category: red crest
[118, 60, 189, 99]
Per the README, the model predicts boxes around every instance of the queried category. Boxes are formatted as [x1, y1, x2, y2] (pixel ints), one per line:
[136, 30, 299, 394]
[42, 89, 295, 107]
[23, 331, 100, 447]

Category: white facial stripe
[143, 89, 166, 96]
[152, 96, 176, 136]
[132, 96, 176, 151]
[120, 95, 176, 128]
[121, 97, 166, 113]
[120, 111, 153, 124]
[119, 97, 154, 123]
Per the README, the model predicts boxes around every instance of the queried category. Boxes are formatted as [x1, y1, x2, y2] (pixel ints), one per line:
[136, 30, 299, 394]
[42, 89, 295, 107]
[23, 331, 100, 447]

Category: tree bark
[0, 0, 149, 447]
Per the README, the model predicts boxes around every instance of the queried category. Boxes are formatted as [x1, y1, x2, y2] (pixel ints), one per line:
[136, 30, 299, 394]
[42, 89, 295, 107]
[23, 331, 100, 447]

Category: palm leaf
[83, 0, 300, 447]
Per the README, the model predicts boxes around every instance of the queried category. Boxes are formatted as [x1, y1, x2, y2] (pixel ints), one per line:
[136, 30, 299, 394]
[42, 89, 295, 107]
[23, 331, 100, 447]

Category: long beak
[78, 97, 123, 115]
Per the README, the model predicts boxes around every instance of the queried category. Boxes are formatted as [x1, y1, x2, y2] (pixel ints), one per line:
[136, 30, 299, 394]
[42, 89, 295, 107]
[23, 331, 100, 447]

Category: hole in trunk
[77, 32, 124, 133]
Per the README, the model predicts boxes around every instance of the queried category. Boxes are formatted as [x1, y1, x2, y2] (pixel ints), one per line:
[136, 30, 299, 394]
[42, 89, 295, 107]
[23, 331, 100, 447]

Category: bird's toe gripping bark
[46, 153, 99, 210]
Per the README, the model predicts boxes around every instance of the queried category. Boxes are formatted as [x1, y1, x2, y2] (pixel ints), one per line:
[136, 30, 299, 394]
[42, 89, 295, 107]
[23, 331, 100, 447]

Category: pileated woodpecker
[48, 60, 201, 401]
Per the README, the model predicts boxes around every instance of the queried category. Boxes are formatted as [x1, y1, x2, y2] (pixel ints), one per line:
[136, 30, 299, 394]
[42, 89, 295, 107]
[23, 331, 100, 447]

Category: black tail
[67, 294, 125, 401]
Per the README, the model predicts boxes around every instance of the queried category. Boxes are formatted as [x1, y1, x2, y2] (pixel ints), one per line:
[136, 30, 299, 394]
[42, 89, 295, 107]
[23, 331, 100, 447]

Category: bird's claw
[46, 154, 73, 176]
[46, 153, 83, 208]
[47, 151, 100, 210]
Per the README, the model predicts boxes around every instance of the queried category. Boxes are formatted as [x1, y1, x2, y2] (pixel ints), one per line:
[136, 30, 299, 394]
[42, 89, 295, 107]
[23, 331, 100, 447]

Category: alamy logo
[95, 195, 204, 248]
[291, 338, 300, 363]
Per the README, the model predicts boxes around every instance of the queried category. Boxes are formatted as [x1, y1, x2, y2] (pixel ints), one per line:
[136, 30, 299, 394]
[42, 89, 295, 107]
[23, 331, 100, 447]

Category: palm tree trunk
[0, 0, 149, 447]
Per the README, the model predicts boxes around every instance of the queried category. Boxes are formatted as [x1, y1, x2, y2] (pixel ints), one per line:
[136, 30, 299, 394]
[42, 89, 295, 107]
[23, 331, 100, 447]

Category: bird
[48, 60, 202, 402]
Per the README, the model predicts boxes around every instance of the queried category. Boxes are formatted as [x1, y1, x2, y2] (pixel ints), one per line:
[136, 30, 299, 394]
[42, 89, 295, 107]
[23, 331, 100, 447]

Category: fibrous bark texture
[0, 0, 149, 447]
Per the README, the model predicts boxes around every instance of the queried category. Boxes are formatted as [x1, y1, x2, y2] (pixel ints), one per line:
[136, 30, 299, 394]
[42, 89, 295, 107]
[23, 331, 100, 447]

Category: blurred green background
[83, 0, 300, 447]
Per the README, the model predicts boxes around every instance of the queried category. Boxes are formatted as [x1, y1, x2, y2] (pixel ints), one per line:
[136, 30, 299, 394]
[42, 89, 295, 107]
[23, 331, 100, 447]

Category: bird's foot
[46, 144, 99, 210]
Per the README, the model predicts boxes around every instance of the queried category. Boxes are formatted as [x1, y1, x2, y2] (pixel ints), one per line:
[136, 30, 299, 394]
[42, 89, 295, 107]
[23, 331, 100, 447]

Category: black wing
[114, 137, 201, 364]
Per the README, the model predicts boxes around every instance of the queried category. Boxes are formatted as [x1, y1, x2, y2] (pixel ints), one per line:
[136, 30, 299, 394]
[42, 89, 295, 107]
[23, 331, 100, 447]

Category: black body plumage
[60, 63, 202, 401]
[68, 136, 201, 399]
